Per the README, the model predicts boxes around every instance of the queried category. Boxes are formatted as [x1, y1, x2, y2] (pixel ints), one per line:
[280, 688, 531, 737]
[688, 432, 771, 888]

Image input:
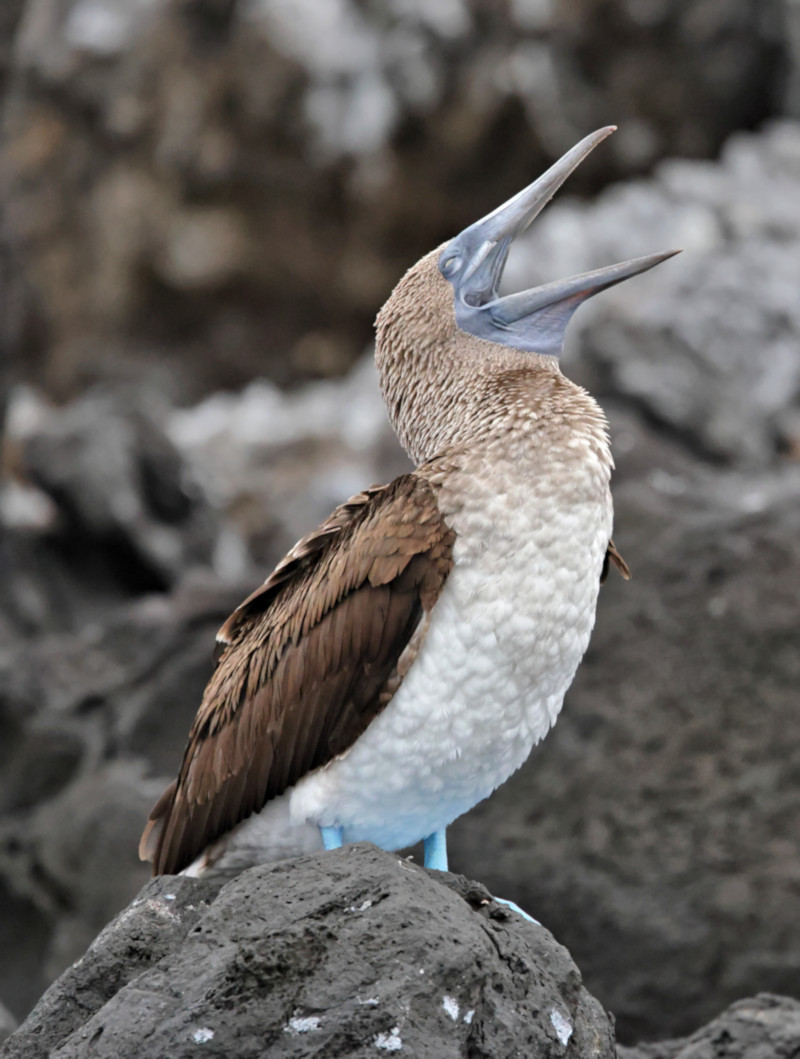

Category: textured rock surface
[0, 575, 246, 1019]
[2, 845, 616, 1059]
[165, 353, 411, 568]
[0, 0, 790, 398]
[3, 386, 220, 615]
[619, 994, 800, 1059]
[1, 872, 220, 1059]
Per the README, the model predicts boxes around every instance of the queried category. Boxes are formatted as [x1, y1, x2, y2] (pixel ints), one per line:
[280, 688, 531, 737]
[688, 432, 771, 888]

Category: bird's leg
[420, 833, 535, 922]
[320, 825, 344, 851]
[423, 829, 449, 871]
[492, 896, 540, 924]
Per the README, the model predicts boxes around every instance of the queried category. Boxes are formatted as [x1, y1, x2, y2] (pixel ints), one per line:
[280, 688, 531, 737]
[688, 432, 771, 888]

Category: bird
[140, 126, 677, 902]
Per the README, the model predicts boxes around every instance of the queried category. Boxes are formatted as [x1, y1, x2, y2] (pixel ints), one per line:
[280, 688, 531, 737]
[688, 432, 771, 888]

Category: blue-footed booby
[140, 127, 677, 891]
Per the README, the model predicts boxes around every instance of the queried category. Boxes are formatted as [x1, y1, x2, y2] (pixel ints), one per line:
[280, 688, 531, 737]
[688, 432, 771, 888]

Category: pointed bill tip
[588, 247, 683, 286]
[539, 126, 616, 188]
[567, 125, 616, 158]
[464, 127, 620, 253]
[628, 247, 682, 274]
[588, 124, 617, 142]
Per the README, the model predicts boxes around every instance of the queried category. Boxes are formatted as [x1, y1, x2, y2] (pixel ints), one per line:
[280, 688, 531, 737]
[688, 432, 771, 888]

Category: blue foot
[423, 829, 448, 871]
[320, 825, 344, 851]
[493, 896, 540, 925]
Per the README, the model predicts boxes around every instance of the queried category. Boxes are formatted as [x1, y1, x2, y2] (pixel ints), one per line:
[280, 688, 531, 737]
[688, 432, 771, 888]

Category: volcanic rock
[619, 993, 800, 1059]
[2, 845, 616, 1059]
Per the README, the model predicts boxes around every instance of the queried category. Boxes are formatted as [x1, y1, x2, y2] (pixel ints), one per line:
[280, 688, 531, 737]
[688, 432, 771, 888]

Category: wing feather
[140, 474, 454, 875]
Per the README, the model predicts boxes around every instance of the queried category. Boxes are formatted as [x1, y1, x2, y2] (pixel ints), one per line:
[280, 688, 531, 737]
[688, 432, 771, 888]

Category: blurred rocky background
[1, 0, 800, 1049]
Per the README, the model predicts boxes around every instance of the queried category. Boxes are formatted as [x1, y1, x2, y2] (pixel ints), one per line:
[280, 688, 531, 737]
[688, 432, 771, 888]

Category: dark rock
[16, 387, 219, 594]
[0, 574, 248, 1019]
[0, 384, 226, 648]
[0, 1, 25, 93]
[3, 763, 166, 986]
[0, 1004, 17, 1047]
[1, 873, 220, 1059]
[619, 993, 800, 1059]
[3, 845, 615, 1059]
[0, 877, 49, 1039]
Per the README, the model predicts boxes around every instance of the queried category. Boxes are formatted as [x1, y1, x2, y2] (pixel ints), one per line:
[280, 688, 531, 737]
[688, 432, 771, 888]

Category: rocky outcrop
[2, 386, 220, 626]
[5, 852, 800, 1058]
[619, 994, 800, 1059]
[1, 845, 616, 1059]
[0, 570, 251, 1021]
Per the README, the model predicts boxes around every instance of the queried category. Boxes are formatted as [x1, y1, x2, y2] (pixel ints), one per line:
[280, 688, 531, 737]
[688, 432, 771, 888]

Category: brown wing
[601, 539, 631, 584]
[139, 474, 455, 876]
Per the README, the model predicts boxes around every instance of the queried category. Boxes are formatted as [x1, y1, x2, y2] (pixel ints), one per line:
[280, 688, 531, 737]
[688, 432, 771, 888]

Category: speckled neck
[375, 249, 612, 475]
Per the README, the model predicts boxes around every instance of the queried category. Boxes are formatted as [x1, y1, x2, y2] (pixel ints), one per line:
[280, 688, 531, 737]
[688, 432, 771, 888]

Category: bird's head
[376, 126, 678, 461]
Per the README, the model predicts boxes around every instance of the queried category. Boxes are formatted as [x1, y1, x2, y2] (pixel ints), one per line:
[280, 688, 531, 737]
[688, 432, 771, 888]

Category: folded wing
[140, 474, 456, 875]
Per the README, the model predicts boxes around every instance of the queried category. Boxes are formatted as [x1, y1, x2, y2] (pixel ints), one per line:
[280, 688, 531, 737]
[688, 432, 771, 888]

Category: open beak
[439, 126, 680, 355]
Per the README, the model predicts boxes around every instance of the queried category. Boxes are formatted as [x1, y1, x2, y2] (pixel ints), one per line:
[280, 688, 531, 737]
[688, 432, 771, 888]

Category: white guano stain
[373, 1025, 403, 1051]
[550, 1009, 573, 1046]
[285, 1015, 321, 1034]
[442, 995, 460, 1021]
[463, 1009, 475, 1024]
[346, 898, 373, 913]
[191, 1027, 214, 1044]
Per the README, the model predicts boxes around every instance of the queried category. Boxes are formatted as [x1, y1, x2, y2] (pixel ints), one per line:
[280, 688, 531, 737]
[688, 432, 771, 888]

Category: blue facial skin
[440, 232, 583, 357]
[438, 128, 678, 357]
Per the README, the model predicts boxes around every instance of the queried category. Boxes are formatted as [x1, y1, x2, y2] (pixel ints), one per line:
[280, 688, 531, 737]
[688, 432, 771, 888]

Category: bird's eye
[440, 255, 461, 277]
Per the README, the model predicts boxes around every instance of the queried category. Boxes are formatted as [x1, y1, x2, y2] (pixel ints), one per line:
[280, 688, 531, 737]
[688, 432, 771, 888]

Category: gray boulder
[2, 844, 616, 1059]
[0, 574, 247, 1019]
[1, 385, 222, 637]
[619, 994, 800, 1059]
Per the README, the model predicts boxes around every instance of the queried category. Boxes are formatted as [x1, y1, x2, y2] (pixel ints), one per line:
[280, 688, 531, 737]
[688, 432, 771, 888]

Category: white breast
[288, 450, 613, 852]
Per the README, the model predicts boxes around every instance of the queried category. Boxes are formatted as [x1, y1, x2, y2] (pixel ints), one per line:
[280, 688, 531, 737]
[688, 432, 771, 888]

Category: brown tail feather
[138, 780, 177, 870]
